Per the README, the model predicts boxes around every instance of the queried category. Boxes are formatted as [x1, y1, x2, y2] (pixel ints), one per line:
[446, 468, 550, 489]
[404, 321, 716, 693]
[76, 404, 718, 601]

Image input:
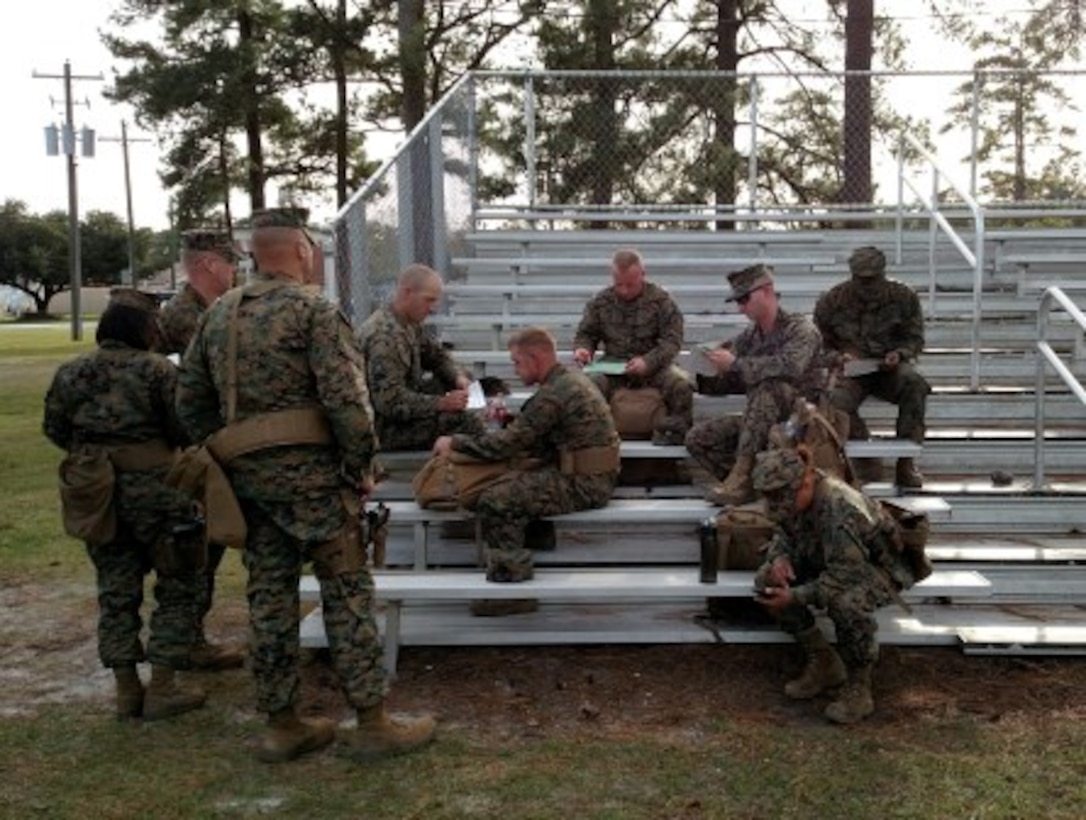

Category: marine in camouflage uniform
[437, 327, 619, 594]
[358, 264, 484, 451]
[43, 288, 206, 721]
[155, 228, 244, 671]
[156, 229, 240, 356]
[176, 208, 433, 763]
[752, 448, 919, 724]
[573, 249, 693, 444]
[813, 246, 930, 487]
[685, 265, 824, 505]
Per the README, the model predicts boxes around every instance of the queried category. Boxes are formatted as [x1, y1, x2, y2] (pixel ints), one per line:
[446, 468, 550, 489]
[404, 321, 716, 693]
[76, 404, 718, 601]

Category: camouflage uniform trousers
[829, 363, 930, 442]
[475, 468, 616, 581]
[86, 526, 200, 670]
[589, 365, 694, 433]
[755, 558, 895, 668]
[376, 369, 485, 451]
[194, 542, 228, 634]
[685, 380, 800, 480]
[241, 502, 386, 715]
[377, 409, 485, 451]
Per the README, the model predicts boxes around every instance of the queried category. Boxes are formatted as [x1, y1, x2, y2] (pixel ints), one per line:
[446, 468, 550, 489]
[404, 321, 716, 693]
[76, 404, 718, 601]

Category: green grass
[2, 328, 1086, 818]
[1, 705, 1084, 819]
[0, 326, 95, 581]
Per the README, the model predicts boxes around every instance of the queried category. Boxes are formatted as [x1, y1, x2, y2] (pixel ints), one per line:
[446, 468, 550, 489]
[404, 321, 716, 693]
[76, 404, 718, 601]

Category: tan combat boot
[341, 704, 436, 762]
[706, 454, 756, 507]
[784, 626, 848, 700]
[256, 707, 336, 763]
[143, 665, 207, 721]
[190, 635, 246, 671]
[895, 458, 923, 489]
[113, 665, 144, 721]
[824, 665, 875, 724]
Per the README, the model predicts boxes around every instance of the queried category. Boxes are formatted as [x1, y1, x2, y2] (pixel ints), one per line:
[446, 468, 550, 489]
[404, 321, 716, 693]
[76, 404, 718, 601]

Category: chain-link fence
[333, 68, 1086, 320]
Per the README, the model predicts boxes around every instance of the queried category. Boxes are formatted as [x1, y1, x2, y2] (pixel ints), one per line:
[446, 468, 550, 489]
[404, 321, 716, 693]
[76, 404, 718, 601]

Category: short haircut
[398, 263, 441, 291]
[508, 326, 556, 354]
[611, 248, 643, 272]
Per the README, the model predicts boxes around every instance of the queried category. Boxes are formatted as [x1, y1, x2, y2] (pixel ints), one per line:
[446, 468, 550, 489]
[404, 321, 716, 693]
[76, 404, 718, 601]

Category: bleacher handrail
[1034, 287, 1086, 488]
[894, 132, 986, 390]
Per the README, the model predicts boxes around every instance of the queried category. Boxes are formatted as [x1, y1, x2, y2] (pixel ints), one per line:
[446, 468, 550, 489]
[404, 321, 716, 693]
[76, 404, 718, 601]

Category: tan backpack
[610, 387, 666, 440]
[768, 397, 855, 485]
[714, 501, 775, 570]
[412, 452, 529, 511]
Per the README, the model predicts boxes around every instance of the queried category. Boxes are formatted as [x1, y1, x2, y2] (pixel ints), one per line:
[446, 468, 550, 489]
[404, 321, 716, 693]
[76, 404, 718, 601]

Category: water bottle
[699, 518, 719, 584]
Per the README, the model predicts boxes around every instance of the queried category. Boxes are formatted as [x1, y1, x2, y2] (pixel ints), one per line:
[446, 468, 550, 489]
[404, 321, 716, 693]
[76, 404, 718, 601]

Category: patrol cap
[250, 207, 317, 246]
[752, 448, 808, 493]
[107, 287, 160, 314]
[181, 229, 240, 262]
[848, 246, 887, 278]
[726, 264, 775, 302]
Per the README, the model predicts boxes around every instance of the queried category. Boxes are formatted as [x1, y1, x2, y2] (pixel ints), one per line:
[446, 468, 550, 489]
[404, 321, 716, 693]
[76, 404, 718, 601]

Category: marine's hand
[432, 436, 454, 457]
[884, 350, 901, 369]
[756, 584, 794, 614]
[708, 347, 735, 372]
[358, 474, 376, 499]
[437, 389, 469, 412]
[573, 348, 593, 366]
[625, 356, 648, 376]
[766, 556, 796, 587]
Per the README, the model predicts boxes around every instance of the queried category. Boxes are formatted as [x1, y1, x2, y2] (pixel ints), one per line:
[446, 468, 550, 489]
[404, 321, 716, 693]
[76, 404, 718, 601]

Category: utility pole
[34, 60, 103, 341]
[100, 121, 152, 287]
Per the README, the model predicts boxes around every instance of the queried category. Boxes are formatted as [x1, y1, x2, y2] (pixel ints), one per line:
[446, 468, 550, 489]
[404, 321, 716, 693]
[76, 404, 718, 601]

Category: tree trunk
[399, 0, 433, 264]
[238, 7, 266, 211]
[713, 0, 740, 232]
[334, 0, 349, 208]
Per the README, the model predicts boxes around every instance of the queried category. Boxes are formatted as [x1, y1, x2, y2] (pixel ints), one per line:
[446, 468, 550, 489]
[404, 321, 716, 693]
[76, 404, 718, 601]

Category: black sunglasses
[736, 284, 769, 306]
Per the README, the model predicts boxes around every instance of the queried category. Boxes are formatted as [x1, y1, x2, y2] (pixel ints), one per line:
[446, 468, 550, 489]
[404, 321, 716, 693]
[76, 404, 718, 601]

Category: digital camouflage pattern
[574, 281, 692, 431]
[451, 364, 618, 580]
[153, 281, 231, 642]
[43, 341, 199, 669]
[751, 446, 807, 492]
[813, 268, 930, 442]
[358, 305, 484, 450]
[155, 284, 208, 356]
[725, 264, 774, 301]
[176, 273, 386, 714]
[754, 466, 914, 668]
[181, 229, 239, 259]
[686, 309, 823, 479]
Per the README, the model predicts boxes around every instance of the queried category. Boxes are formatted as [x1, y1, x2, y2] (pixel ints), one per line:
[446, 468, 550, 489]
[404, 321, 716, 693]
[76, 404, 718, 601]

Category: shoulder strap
[221, 289, 244, 424]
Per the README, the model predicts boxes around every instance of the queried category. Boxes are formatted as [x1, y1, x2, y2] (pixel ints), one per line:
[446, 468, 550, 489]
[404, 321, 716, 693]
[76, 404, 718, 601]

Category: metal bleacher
[303, 216, 1086, 664]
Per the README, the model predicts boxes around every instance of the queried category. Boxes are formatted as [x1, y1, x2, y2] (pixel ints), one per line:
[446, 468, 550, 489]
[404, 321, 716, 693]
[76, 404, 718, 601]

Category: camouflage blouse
[573, 281, 683, 376]
[451, 364, 617, 464]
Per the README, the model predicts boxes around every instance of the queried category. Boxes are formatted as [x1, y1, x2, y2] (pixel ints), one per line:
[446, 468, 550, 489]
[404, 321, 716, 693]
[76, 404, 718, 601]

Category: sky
[0, 1, 1076, 234]
[0, 2, 177, 229]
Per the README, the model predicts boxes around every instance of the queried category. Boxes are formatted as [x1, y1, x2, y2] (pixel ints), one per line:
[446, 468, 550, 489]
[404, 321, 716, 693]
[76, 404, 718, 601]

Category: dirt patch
[5, 579, 1086, 732]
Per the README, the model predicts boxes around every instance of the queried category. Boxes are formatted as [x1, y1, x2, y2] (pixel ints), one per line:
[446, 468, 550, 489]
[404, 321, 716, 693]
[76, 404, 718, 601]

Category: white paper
[843, 358, 882, 377]
[467, 380, 487, 410]
[688, 343, 721, 377]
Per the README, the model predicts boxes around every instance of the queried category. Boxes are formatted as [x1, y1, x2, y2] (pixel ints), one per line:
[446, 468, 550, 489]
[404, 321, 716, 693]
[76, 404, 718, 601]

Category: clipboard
[583, 358, 628, 376]
[688, 343, 722, 377]
[843, 358, 883, 377]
